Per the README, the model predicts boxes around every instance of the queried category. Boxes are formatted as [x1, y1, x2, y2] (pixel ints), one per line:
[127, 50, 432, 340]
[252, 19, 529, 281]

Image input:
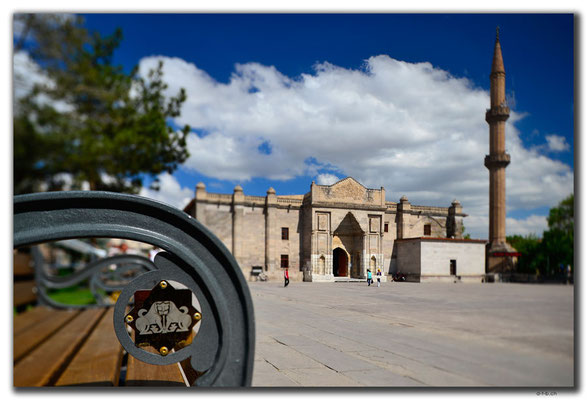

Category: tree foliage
[506, 234, 544, 274]
[14, 14, 190, 194]
[547, 193, 574, 233]
[507, 193, 574, 276]
[543, 193, 574, 274]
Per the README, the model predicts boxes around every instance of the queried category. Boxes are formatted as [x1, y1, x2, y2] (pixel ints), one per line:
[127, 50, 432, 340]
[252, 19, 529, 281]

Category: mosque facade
[184, 177, 486, 283]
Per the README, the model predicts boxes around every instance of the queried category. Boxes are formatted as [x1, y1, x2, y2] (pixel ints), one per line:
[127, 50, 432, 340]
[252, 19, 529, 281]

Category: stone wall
[300, 203, 313, 280]
[185, 177, 471, 285]
[203, 203, 233, 252]
[239, 205, 266, 272]
[395, 239, 422, 280]
[311, 177, 386, 208]
[395, 238, 486, 282]
[268, 206, 302, 281]
[382, 210, 397, 274]
[421, 240, 485, 278]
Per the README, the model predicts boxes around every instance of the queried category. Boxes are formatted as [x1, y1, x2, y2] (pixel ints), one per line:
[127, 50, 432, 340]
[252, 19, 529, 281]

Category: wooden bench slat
[14, 308, 105, 387]
[14, 281, 37, 308]
[14, 309, 80, 363]
[126, 354, 187, 387]
[14, 306, 55, 336]
[55, 308, 123, 386]
[13, 252, 34, 277]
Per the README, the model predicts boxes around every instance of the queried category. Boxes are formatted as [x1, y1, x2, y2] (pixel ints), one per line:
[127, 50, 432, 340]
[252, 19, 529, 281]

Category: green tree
[543, 193, 574, 275]
[506, 234, 543, 274]
[507, 193, 574, 276]
[547, 193, 574, 233]
[14, 14, 190, 194]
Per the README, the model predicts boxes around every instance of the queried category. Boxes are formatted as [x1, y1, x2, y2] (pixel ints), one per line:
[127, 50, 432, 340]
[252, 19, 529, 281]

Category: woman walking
[284, 268, 290, 287]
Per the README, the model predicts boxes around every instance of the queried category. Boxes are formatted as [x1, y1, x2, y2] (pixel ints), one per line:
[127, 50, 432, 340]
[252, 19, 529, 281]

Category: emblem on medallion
[135, 300, 193, 334]
[124, 280, 201, 355]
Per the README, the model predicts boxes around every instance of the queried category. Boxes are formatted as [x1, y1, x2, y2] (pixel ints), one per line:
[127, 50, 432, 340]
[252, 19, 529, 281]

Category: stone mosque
[183, 30, 515, 283]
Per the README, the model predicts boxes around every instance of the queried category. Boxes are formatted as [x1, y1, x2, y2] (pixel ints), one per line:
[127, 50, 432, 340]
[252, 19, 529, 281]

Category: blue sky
[14, 13, 575, 240]
[82, 13, 573, 164]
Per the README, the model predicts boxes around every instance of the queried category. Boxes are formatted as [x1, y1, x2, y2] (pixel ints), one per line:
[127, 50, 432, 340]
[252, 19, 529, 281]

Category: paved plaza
[249, 281, 574, 387]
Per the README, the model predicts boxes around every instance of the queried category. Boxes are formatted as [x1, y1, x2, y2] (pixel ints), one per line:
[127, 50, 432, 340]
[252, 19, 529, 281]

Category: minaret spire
[485, 28, 518, 272]
[491, 27, 506, 87]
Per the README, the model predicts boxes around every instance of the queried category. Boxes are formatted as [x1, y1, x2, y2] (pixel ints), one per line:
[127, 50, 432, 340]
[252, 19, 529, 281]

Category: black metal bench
[13, 191, 255, 387]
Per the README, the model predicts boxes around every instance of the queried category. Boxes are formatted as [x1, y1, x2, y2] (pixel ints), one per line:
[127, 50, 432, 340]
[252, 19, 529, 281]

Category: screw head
[193, 312, 202, 321]
[159, 346, 169, 356]
[159, 280, 168, 289]
[125, 315, 134, 323]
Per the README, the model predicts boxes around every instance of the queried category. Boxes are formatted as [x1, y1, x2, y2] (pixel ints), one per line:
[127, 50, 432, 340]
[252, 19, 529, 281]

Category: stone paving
[249, 281, 574, 387]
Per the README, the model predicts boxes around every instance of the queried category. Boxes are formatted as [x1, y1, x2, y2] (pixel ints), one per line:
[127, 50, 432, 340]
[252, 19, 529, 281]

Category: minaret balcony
[485, 106, 510, 123]
[484, 153, 511, 169]
[490, 71, 506, 78]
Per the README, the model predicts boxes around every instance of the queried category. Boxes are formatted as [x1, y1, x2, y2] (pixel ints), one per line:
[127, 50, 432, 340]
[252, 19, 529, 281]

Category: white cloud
[13, 50, 73, 113]
[13, 51, 49, 102]
[545, 134, 570, 152]
[507, 215, 549, 237]
[461, 215, 488, 240]
[123, 56, 573, 238]
[139, 173, 193, 210]
[316, 173, 341, 186]
[464, 214, 549, 240]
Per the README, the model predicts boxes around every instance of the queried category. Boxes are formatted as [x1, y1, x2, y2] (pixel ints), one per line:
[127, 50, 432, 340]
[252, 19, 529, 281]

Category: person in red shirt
[284, 268, 290, 287]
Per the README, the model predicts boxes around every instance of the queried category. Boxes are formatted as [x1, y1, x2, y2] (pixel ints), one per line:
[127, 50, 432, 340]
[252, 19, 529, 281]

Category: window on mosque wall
[424, 224, 431, 236]
[281, 254, 289, 268]
[384, 223, 389, 233]
[281, 227, 289, 240]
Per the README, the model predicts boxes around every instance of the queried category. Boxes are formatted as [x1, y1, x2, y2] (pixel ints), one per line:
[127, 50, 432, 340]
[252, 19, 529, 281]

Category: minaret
[484, 27, 517, 272]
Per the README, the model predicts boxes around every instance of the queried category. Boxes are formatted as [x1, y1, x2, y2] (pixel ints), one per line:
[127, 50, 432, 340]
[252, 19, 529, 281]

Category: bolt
[159, 346, 169, 356]
[193, 312, 202, 321]
[159, 280, 168, 289]
[125, 315, 134, 323]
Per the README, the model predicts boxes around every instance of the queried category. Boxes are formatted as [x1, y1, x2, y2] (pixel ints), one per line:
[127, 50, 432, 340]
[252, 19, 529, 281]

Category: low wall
[485, 273, 572, 284]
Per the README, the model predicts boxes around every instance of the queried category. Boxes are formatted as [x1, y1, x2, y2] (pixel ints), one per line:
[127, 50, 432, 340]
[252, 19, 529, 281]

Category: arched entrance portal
[332, 212, 364, 279]
[333, 248, 348, 277]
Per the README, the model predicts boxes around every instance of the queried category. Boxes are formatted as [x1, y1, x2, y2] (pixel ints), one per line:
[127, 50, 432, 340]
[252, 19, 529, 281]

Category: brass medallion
[124, 281, 200, 354]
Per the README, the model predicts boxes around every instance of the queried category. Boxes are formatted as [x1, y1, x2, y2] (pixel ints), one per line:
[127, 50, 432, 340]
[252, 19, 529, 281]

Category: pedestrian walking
[367, 269, 372, 286]
[284, 268, 290, 287]
[377, 269, 382, 287]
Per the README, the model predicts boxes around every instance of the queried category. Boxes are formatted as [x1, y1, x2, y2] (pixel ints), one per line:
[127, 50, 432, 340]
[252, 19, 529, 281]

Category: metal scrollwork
[31, 251, 157, 308]
[14, 191, 255, 387]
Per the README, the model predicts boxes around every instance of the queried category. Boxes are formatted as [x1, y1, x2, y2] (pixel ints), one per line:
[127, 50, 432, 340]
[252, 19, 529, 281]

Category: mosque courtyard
[249, 280, 574, 387]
